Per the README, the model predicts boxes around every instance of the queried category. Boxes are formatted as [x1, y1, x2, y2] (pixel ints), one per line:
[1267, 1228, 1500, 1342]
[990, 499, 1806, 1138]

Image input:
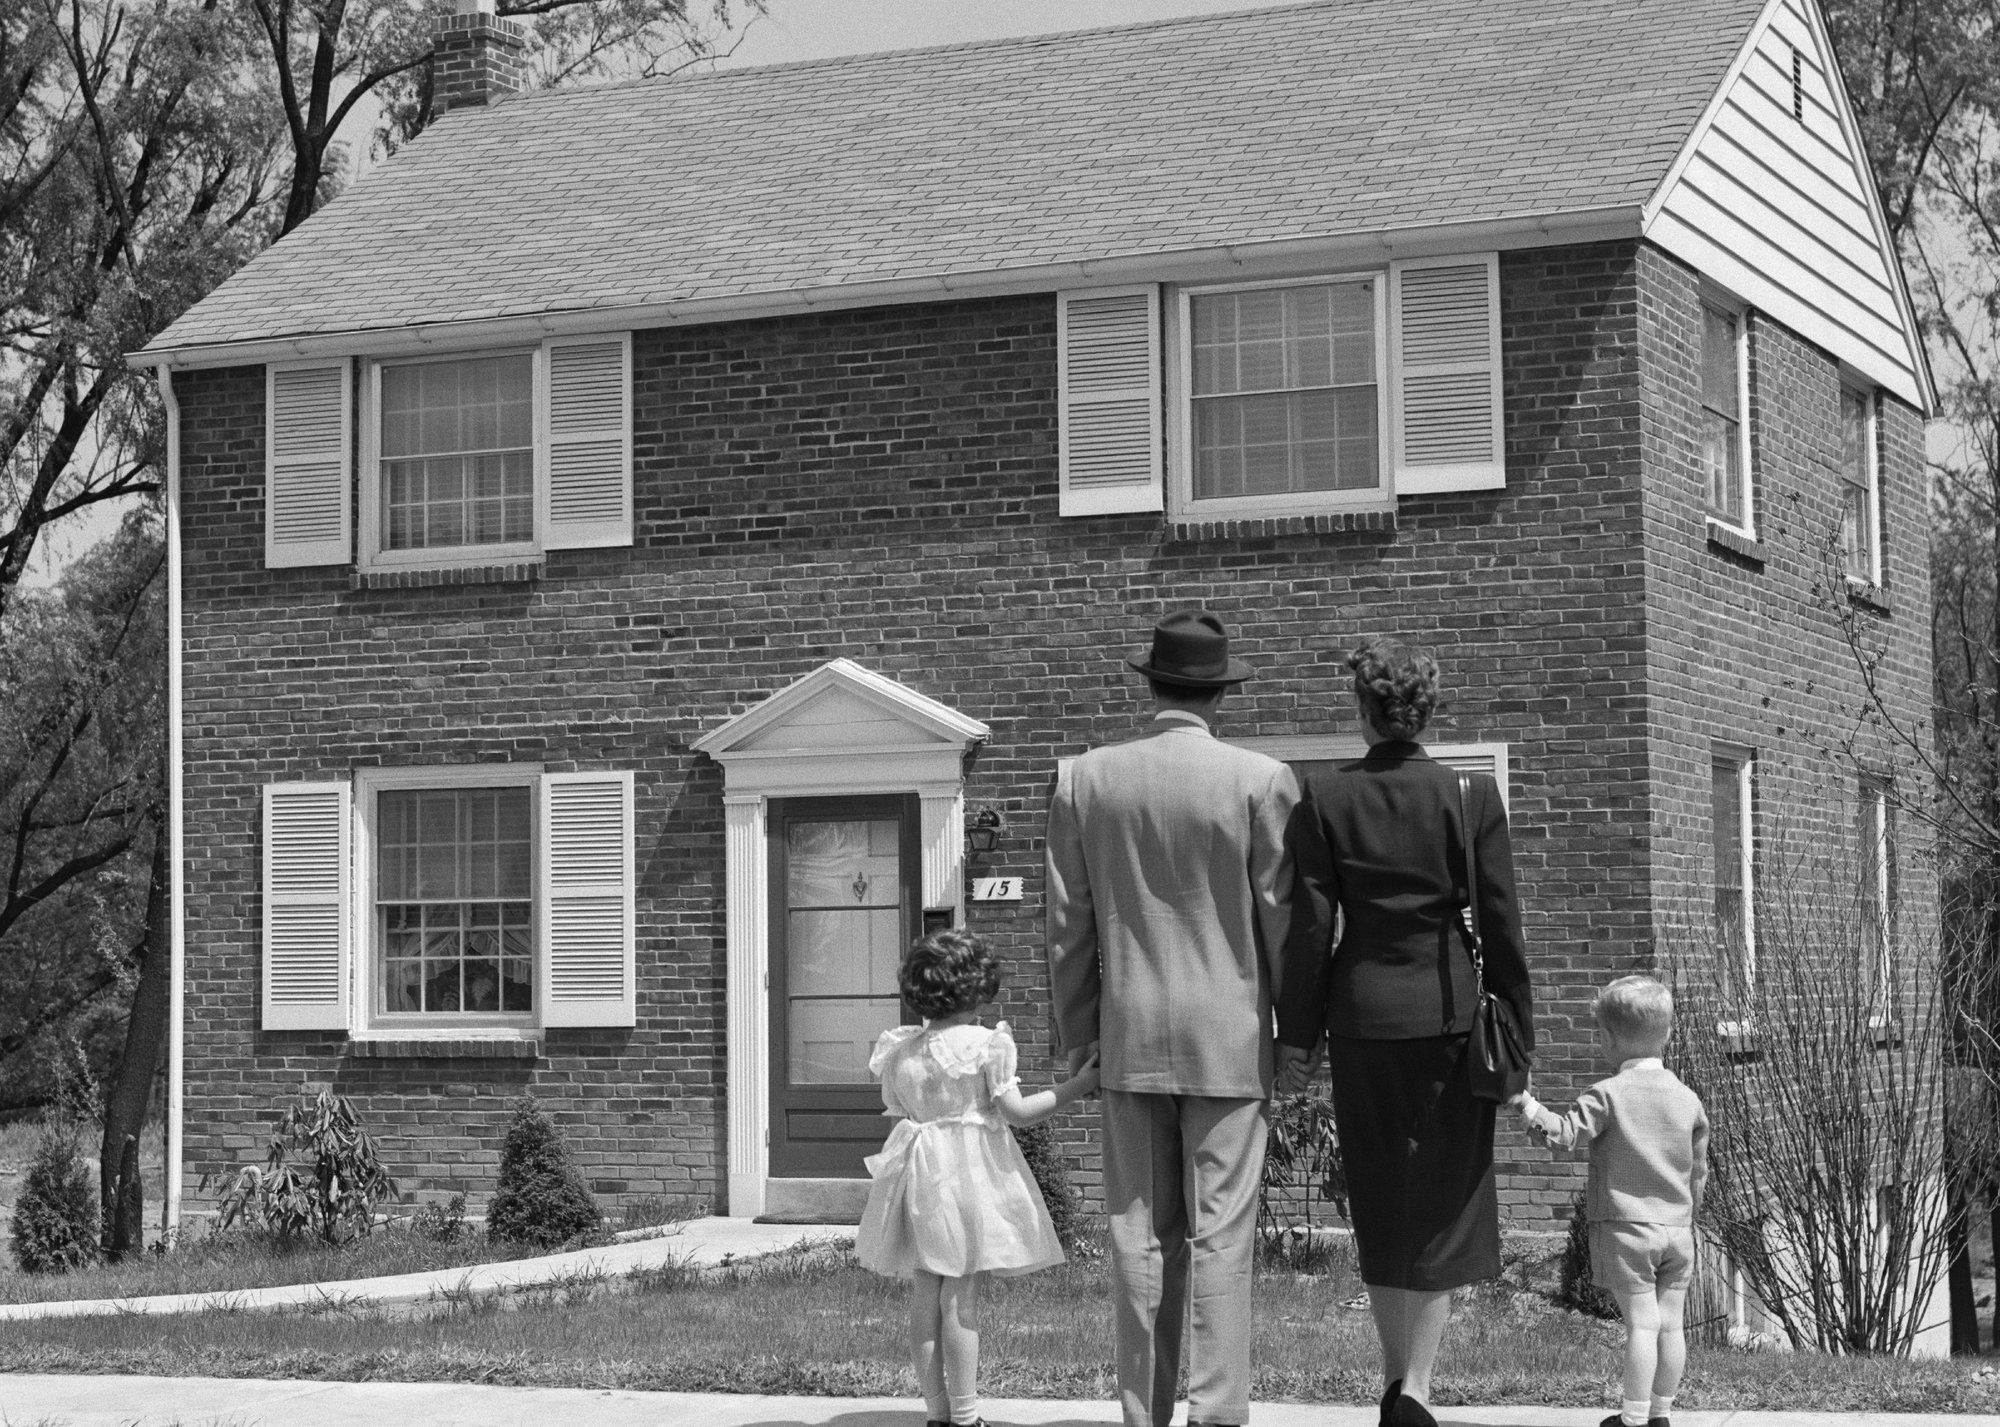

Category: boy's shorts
[1590, 1220, 1695, 1298]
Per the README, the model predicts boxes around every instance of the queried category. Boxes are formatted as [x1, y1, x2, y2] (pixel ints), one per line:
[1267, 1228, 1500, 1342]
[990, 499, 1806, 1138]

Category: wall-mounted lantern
[966, 807, 1002, 855]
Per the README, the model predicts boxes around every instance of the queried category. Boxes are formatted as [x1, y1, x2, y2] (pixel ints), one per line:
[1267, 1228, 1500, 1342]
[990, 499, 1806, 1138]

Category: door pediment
[694, 659, 988, 796]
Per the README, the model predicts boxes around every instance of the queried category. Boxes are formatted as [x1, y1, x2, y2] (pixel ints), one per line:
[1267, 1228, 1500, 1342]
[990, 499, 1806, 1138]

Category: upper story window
[380, 355, 535, 552]
[1189, 279, 1381, 502]
[1840, 386, 1881, 585]
[1701, 301, 1752, 534]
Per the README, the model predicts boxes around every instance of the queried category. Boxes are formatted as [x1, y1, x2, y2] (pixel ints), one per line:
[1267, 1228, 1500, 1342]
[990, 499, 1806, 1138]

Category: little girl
[856, 928, 1100, 1427]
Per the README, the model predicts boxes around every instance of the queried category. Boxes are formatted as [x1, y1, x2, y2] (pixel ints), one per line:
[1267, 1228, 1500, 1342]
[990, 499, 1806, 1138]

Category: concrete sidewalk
[2, 1377, 1997, 1427]
[0, 1218, 848, 1322]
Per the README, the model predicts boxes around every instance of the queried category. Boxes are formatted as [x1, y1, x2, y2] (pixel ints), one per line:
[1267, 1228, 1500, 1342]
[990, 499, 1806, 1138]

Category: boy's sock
[1622, 1398, 1650, 1426]
[1649, 1395, 1674, 1424]
[948, 1391, 980, 1426]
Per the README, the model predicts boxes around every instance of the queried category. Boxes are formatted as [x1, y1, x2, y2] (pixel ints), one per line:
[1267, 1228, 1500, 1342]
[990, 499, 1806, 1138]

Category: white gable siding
[1644, 0, 1927, 410]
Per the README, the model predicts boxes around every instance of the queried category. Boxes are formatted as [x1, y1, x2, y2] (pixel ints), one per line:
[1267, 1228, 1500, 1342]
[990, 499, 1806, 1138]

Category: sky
[21, 0, 1302, 586]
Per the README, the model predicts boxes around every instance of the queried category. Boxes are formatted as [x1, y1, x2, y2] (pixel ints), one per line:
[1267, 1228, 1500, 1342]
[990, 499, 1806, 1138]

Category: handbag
[1456, 772, 1531, 1102]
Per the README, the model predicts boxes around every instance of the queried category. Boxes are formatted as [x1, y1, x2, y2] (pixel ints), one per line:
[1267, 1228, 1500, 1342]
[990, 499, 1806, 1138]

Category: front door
[767, 795, 920, 1178]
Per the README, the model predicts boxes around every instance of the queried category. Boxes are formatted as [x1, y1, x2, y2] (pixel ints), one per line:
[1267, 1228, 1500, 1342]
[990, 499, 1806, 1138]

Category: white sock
[1623, 1398, 1650, 1426]
[1649, 1395, 1674, 1422]
[949, 1390, 980, 1425]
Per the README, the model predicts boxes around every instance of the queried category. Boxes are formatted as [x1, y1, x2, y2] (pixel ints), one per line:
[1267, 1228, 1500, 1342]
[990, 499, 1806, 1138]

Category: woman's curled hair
[899, 928, 1003, 1020]
[1349, 637, 1441, 741]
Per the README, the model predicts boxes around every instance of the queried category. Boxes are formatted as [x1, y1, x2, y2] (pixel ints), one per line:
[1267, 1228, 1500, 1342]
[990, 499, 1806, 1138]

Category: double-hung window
[1712, 747, 1756, 983]
[1858, 776, 1893, 1005]
[380, 355, 536, 554]
[1840, 386, 1881, 585]
[1702, 302, 1752, 534]
[259, 768, 637, 1035]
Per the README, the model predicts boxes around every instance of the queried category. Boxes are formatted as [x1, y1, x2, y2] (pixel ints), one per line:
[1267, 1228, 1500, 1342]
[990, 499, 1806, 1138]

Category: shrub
[1557, 1192, 1620, 1319]
[410, 1192, 469, 1244]
[211, 1086, 398, 1245]
[10, 1116, 100, 1274]
[486, 1096, 601, 1248]
[1260, 1090, 1346, 1246]
[1012, 1121, 1084, 1253]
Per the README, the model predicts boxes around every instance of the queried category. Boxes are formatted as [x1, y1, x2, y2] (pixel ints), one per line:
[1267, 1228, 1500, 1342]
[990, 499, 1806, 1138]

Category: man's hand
[1274, 1041, 1320, 1095]
[1067, 1042, 1100, 1078]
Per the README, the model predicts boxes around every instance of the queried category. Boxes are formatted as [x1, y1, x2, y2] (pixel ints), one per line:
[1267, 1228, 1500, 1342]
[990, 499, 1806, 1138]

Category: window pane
[1712, 758, 1746, 953]
[1703, 411, 1741, 521]
[377, 786, 532, 1017]
[1193, 388, 1378, 498]
[1841, 390, 1873, 579]
[1701, 307, 1739, 417]
[380, 354, 534, 550]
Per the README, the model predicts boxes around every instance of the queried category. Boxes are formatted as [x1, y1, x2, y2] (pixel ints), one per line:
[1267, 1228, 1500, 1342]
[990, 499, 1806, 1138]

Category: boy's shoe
[1650, 1419, 1671, 1427]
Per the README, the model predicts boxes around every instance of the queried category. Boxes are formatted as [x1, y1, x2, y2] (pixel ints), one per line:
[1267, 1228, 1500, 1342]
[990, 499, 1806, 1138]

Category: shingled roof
[145, 0, 1764, 357]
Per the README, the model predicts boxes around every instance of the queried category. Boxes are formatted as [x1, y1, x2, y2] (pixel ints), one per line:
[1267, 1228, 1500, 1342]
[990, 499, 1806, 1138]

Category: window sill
[1868, 1015, 1903, 1049]
[353, 560, 544, 591]
[1705, 519, 1765, 569]
[1846, 578, 1892, 616]
[1716, 1019, 1762, 1062]
[346, 1034, 542, 1060]
[1167, 509, 1397, 542]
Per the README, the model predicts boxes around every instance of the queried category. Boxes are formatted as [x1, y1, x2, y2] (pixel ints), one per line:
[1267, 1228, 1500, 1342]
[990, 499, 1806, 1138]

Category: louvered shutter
[1390, 255, 1504, 494]
[266, 362, 352, 567]
[538, 770, 636, 1027]
[542, 334, 632, 549]
[1057, 286, 1162, 515]
[262, 783, 351, 1030]
[1432, 744, 1510, 809]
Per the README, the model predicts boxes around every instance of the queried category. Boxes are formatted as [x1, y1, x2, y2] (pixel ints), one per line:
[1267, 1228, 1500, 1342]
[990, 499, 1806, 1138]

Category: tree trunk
[100, 827, 170, 1256]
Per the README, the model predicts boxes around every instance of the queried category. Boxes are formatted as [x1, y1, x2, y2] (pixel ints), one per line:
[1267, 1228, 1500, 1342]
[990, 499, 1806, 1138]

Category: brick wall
[173, 237, 1923, 1228]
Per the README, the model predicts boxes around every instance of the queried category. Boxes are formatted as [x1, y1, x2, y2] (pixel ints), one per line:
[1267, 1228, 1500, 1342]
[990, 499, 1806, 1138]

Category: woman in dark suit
[1274, 639, 1534, 1427]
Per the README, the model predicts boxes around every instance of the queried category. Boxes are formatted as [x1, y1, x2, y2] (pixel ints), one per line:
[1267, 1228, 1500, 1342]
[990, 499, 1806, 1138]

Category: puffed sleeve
[870, 1026, 923, 1118]
[983, 1023, 1021, 1100]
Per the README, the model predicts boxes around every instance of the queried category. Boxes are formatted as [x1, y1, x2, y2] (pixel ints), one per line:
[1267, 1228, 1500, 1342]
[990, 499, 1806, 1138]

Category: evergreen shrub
[1557, 1191, 1621, 1319]
[486, 1096, 602, 1248]
[1012, 1121, 1084, 1252]
[10, 1117, 100, 1274]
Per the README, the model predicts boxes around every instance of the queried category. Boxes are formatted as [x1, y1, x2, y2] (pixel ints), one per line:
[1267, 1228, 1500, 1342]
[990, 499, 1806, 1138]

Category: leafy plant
[1012, 1121, 1085, 1254]
[211, 1087, 398, 1245]
[9, 1114, 100, 1274]
[486, 1096, 601, 1249]
[410, 1192, 469, 1244]
[1259, 1090, 1346, 1247]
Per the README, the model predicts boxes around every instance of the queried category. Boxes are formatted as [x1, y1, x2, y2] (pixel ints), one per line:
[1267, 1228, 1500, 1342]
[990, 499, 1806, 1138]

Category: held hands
[1510, 1090, 1555, 1146]
[1274, 1039, 1321, 1095]
[1068, 1049, 1102, 1101]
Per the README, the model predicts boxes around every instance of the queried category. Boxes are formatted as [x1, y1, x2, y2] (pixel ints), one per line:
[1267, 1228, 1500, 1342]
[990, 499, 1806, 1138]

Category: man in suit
[1045, 610, 1298, 1427]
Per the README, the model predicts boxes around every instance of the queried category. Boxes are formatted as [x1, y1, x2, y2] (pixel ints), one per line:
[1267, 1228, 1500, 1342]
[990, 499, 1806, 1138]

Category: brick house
[133, 0, 1935, 1233]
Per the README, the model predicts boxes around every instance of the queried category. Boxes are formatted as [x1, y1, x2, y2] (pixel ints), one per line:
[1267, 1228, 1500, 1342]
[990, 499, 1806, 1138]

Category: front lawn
[2, 1236, 1995, 1412]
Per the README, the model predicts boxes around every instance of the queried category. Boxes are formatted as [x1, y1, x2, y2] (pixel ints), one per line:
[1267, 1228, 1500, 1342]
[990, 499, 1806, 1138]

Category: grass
[3, 1234, 1998, 1410]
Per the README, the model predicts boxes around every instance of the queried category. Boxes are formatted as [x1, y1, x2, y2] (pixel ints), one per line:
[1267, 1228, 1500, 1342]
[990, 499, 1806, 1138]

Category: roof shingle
[148, 0, 1763, 354]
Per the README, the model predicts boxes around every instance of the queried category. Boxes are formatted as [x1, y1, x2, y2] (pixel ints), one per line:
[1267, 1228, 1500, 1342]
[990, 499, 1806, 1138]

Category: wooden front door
[767, 795, 919, 1178]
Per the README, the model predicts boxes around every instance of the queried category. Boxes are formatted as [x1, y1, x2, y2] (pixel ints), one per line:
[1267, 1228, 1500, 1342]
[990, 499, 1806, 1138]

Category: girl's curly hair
[1349, 637, 1441, 741]
[899, 929, 1003, 1020]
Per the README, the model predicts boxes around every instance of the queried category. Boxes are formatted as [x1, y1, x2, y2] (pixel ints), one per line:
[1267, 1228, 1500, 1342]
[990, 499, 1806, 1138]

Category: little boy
[1518, 975, 1709, 1427]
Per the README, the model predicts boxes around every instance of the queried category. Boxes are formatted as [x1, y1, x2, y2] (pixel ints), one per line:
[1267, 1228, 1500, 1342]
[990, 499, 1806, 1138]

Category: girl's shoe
[1380, 1378, 1404, 1427]
[1389, 1396, 1437, 1427]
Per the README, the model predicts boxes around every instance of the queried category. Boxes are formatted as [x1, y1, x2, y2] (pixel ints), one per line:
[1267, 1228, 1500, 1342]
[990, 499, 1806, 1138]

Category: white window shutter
[266, 362, 352, 567]
[538, 770, 636, 1027]
[542, 334, 633, 549]
[1058, 286, 1162, 515]
[1391, 255, 1504, 494]
[262, 782, 351, 1030]
[1431, 743, 1511, 809]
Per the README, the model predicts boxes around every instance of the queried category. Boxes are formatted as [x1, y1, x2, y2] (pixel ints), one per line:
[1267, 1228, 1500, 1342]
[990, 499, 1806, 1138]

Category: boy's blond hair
[1595, 974, 1674, 1049]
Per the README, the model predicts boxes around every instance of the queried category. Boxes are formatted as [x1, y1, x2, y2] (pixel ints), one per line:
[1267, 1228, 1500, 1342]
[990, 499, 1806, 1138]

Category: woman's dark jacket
[1275, 741, 1534, 1049]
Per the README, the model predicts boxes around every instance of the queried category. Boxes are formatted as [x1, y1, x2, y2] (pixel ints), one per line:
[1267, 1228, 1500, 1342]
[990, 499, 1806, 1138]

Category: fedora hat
[1127, 610, 1253, 688]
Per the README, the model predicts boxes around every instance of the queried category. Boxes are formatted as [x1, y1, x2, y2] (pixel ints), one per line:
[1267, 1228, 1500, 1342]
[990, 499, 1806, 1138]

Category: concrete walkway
[0, 1218, 848, 1322]
[1, 1377, 1996, 1427]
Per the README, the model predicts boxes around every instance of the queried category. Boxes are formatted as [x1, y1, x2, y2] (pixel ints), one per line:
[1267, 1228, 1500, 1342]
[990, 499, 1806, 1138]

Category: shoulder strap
[1457, 772, 1487, 994]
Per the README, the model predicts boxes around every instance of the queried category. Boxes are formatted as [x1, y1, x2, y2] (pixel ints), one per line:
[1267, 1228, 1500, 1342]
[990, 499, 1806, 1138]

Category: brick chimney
[432, 0, 527, 116]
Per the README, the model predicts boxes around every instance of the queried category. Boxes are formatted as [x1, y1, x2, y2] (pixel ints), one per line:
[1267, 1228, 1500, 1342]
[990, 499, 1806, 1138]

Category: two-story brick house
[132, 0, 1935, 1231]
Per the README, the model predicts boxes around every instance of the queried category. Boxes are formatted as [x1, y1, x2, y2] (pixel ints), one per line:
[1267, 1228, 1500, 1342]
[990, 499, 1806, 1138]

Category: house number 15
[970, 877, 1024, 902]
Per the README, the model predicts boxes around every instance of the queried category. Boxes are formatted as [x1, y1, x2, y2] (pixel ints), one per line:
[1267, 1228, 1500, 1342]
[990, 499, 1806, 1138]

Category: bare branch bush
[1664, 822, 1952, 1354]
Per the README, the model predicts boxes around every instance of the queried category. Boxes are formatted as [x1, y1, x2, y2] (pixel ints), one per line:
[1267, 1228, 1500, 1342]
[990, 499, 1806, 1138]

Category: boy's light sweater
[1522, 1057, 1709, 1225]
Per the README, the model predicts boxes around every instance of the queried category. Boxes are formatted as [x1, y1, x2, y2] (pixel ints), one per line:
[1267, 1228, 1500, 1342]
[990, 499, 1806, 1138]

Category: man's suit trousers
[1102, 1089, 1267, 1427]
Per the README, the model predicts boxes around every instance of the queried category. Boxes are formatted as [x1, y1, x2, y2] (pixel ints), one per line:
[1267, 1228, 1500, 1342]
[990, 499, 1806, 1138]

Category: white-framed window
[264, 333, 634, 572]
[1712, 745, 1756, 983]
[1058, 254, 1503, 518]
[259, 766, 637, 1035]
[1859, 775, 1892, 1003]
[1701, 299, 1754, 536]
[1840, 385, 1881, 585]
[1224, 734, 1510, 807]
[358, 765, 540, 1028]
[1176, 275, 1391, 514]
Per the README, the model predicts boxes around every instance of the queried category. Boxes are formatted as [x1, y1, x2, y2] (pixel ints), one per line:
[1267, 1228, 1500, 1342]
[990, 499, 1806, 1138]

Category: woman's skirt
[1328, 1032, 1499, 1291]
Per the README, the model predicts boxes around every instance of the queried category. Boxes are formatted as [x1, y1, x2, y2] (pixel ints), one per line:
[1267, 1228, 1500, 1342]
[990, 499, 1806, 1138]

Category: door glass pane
[785, 816, 906, 1085]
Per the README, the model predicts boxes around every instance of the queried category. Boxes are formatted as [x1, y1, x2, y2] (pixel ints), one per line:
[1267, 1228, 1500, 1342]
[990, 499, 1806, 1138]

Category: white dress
[854, 1020, 1066, 1279]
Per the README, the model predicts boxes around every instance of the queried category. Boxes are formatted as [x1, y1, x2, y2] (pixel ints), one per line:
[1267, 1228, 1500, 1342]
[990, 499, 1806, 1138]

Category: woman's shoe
[1380, 1378, 1404, 1427]
[1389, 1395, 1437, 1427]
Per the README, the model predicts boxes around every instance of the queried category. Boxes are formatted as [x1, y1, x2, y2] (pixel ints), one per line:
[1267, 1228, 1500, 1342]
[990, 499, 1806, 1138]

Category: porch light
[966, 808, 1002, 855]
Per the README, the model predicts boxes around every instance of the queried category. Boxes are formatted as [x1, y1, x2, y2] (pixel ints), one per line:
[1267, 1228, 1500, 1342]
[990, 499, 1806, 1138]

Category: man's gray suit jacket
[1044, 714, 1298, 1099]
